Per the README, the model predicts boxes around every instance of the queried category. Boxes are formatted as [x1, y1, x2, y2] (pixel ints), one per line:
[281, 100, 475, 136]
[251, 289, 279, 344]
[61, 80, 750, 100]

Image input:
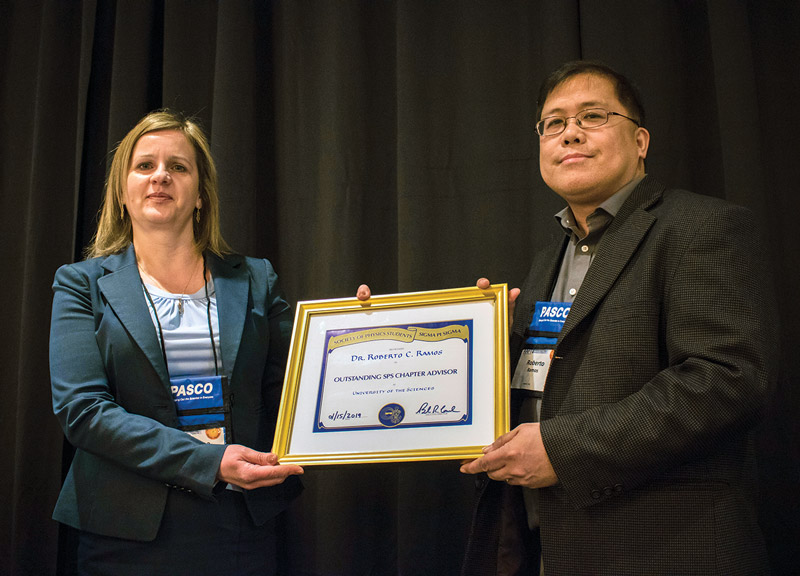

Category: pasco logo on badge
[378, 403, 405, 427]
[538, 304, 570, 319]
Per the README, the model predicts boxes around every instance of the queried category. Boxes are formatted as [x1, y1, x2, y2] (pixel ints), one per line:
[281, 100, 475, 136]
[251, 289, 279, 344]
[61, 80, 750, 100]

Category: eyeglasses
[536, 108, 640, 136]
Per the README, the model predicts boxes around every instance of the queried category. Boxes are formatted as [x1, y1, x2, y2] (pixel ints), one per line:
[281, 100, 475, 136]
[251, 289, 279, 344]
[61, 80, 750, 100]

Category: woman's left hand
[356, 284, 371, 300]
[217, 445, 303, 489]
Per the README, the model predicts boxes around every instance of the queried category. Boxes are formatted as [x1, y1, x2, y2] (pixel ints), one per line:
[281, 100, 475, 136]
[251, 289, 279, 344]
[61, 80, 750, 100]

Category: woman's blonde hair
[86, 109, 230, 258]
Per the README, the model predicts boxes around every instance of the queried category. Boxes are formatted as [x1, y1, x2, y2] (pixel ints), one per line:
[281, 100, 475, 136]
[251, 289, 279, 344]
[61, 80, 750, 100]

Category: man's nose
[561, 117, 584, 142]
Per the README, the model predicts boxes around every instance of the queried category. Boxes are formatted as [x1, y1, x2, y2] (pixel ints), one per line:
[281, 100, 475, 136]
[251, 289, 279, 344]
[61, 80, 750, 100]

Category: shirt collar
[555, 174, 646, 237]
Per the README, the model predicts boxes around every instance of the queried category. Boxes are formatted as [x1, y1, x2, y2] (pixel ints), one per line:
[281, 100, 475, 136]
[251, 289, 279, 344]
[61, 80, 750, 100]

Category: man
[457, 61, 777, 575]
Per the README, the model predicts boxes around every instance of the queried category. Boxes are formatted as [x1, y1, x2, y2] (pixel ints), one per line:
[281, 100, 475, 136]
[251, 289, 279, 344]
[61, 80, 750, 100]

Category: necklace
[176, 258, 201, 315]
[138, 255, 202, 316]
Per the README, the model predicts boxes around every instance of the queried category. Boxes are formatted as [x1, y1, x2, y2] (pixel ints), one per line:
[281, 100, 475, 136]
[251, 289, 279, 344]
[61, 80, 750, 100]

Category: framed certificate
[272, 284, 509, 465]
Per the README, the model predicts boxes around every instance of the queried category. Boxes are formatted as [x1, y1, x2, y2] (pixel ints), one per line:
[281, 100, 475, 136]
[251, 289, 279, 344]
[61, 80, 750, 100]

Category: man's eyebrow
[542, 101, 605, 116]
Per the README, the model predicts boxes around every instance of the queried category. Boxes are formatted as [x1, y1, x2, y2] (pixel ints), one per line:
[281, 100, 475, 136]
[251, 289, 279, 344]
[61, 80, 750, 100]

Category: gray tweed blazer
[464, 176, 778, 576]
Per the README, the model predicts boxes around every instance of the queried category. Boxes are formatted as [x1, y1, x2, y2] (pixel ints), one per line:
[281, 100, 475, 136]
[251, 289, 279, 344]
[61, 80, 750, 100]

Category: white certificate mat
[272, 285, 509, 465]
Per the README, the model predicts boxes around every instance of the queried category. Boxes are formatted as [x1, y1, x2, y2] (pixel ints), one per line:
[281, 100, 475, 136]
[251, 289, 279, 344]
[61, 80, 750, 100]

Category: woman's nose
[151, 165, 171, 184]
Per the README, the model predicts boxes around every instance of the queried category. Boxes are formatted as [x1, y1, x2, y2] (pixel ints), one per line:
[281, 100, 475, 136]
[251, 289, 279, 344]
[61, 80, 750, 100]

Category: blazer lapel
[558, 179, 663, 344]
[97, 245, 170, 386]
[207, 253, 249, 380]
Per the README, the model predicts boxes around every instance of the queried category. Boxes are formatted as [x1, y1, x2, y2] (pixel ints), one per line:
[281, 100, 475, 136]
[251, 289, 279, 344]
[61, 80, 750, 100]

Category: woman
[49, 110, 303, 575]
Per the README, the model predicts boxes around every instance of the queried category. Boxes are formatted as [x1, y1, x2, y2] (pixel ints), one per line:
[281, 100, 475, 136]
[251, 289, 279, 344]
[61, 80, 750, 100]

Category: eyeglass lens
[537, 109, 610, 136]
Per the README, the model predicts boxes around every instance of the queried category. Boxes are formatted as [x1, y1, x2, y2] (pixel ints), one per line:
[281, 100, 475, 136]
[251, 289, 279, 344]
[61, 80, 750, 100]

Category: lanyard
[140, 258, 220, 377]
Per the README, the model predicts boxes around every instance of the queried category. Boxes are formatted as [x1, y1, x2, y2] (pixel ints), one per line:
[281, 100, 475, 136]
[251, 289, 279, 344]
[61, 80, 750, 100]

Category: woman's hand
[356, 284, 371, 300]
[217, 445, 303, 489]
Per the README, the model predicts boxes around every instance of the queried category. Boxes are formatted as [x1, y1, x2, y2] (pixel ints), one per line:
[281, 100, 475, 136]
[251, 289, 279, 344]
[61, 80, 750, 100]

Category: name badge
[511, 349, 554, 392]
[170, 375, 232, 445]
[510, 301, 570, 393]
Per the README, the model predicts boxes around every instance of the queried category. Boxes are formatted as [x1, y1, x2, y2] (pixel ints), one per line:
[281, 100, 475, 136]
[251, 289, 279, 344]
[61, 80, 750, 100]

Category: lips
[560, 153, 591, 164]
[146, 192, 172, 200]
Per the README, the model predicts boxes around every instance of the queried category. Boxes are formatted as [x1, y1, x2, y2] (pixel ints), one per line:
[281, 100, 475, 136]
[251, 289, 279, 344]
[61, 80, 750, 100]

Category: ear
[195, 195, 203, 210]
[636, 127, 650, 160]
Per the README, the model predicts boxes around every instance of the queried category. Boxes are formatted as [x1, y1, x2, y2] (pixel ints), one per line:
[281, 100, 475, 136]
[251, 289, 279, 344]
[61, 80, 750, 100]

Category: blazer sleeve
[50, 263, 225, 498]
[539, 201, 778, 509]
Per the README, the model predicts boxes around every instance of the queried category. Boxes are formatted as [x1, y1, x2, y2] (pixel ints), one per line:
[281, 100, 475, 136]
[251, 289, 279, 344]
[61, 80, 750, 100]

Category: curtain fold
[2, 1, 798, 574]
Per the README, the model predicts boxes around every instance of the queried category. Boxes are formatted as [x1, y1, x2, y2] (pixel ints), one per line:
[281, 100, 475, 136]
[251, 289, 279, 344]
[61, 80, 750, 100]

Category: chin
[549, 176, 600, 196]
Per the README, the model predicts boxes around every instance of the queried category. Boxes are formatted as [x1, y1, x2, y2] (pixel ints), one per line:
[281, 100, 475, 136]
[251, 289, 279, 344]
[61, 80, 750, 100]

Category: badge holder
[171, 374, 234, 445]
[510, 301, 571, 396]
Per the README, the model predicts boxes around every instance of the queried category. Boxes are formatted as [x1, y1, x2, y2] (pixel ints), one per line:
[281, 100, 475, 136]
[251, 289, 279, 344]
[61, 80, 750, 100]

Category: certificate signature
[313, 321, 473, 432]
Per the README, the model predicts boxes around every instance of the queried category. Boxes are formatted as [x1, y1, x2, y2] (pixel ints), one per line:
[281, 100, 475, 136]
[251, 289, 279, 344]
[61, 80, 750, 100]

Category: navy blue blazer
[50, 245, 301, 541]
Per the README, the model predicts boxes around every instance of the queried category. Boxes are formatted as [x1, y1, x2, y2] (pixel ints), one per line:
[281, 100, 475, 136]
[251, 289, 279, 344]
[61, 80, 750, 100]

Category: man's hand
[460, 423, 557, 488]
[217, 445, 303, 490]
[477, 278, 520, 331]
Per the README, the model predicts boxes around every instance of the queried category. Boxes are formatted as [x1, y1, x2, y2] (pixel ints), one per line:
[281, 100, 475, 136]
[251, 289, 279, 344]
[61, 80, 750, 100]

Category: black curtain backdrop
[2, 1, 798, 575]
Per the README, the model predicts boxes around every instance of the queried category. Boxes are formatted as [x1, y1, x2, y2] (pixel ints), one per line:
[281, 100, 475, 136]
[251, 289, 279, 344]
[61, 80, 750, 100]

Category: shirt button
[569, 288, 577, 296]
[581, 245, 589, 253]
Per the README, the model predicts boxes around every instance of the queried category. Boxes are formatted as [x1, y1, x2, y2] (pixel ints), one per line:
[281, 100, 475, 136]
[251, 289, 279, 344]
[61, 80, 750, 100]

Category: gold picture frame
[272, 284, 509, 466]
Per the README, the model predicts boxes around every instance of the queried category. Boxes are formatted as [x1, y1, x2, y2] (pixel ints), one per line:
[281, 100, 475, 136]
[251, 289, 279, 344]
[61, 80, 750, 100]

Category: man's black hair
[536, 60, 646, 128]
